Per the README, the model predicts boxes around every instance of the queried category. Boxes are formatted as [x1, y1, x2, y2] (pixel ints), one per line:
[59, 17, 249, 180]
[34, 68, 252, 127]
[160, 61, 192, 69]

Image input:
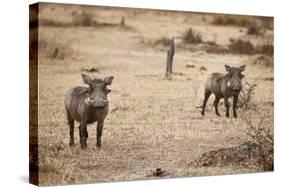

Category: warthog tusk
[85, 97, 94, 105]
[227, 81, 231, 88]
[85, 98, 90, 105]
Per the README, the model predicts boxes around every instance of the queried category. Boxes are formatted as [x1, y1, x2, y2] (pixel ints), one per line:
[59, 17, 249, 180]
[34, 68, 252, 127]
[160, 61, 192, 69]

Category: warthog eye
[90, 83, 96, 89]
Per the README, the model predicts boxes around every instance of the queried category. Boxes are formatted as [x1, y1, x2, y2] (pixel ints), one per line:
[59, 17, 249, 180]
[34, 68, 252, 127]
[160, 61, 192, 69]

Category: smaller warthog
[65, 74, 114, 149]
[201, 65, 246, 118]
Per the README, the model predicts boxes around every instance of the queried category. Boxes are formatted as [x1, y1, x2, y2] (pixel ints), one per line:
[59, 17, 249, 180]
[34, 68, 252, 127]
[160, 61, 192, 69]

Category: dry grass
[247, 26, 263, 35]
[252, 55, 273, 67]
[38, 33, 75, 60]
[256, 40, 274, 56]
[154, 36, 172, 47]
[35, 3, 274, 186]
[72, 11, 95, 27]
[228, 39, 256, 55]
[259, 17, 274, 30]
[212, 15, 257, 27]
[227, 39, 274, 56]
[182, 28, 203, 44]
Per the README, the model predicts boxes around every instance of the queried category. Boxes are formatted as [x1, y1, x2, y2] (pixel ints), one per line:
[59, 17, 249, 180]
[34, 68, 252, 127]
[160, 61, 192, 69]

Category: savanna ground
[32, 3, 274, 186]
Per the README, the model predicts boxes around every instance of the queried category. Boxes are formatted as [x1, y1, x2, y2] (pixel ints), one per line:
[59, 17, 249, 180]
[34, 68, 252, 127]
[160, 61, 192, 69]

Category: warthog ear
[106, 89, 112, 94]
[82, 74, 92, 85]
[104, 76, 114, 85]
[239, 65, 246, 72]
[225, 65, 231, 72]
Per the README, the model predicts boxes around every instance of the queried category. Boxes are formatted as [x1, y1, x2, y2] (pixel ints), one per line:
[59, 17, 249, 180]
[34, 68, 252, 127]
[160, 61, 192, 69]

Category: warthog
[201, 65, 246, 118]
[64, 74, 114, 149]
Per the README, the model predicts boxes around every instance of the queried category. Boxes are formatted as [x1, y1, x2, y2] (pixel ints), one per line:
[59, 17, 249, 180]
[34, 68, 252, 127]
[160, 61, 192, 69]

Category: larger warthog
[201, 65, 246, 118]
[64, 74, 114, 149]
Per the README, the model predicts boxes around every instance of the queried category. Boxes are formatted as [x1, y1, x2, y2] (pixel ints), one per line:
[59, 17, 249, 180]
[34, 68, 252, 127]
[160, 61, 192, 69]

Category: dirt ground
[34, 3, 274, 185]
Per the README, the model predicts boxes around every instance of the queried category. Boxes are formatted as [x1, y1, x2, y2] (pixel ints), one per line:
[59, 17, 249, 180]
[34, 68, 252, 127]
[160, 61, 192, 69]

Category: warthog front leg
[233, 95, 238, 118]
[224, 96, 230, 118]
[96, 120, 104, 149]
[79, 122, 88, 149]
[66, 111, 75, 146]
[213, 97, 221, 117]
[69, 120, 74, 146]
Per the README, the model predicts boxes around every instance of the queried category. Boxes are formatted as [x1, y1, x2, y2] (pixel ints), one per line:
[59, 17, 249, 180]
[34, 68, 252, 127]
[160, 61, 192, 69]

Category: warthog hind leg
[201, 89, 211, 116]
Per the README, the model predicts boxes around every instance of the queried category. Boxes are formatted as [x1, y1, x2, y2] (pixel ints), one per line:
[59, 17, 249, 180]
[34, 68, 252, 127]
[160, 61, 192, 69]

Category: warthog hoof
[69, 141, 75, 147]
[80, 142, 87, 149]
[96, 142, 101, 149]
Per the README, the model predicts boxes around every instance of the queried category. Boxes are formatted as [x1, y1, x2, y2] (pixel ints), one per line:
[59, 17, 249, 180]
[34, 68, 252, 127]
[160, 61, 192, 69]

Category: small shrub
[212, 15, 237, 25]
[182, 28, 202, 44]
[205, 45, 228, 54]
[243, 112, 273, 171]
[238, 81, 257, 109]
[228, 39, 256, 55]
[247, 26, 262, 35]
[205, 41, 217, 46]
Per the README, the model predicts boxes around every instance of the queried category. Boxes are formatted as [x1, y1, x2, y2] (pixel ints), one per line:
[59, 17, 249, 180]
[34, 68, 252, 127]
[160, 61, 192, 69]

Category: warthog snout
[227, 80, 242, 91]
[86, 96, 108, 107]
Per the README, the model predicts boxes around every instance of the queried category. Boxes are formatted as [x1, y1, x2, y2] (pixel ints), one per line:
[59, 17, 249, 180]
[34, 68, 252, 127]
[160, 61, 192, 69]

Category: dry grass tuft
[228, 39, 256, 55]
[212, 15, 257, 27]
[40, 10, 131, 29]
[182, 28, 203, 44]
[81, 67, 99, 73]
[154, 37, 172, 47]
[185, 63, 195, 68]
[247, 26, 263, 35]
[72, 11, 95, 27]
[205, 44, 228, 54]
[39, 18, 71, 27]
[206, 39, 274, 56]
[256, 40, 274, 56]
[252, 55, 273, 67]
